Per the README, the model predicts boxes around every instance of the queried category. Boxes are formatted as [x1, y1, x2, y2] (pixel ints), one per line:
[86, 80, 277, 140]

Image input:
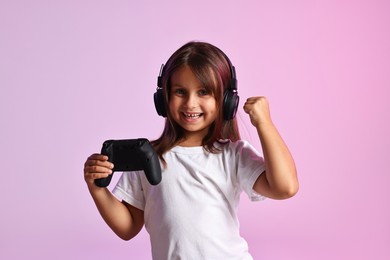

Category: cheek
[210, 98, 217, 110]
[168, 98, 180, 114]
[168, 102, 175, 114]
[206, 99, 218, 115]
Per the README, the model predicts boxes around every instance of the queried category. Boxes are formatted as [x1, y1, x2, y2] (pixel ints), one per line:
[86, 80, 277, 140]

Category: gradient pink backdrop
[1, 0, 389, 259]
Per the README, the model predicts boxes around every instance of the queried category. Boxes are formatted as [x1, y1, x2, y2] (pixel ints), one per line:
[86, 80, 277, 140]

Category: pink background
[1, 0, 389, 259]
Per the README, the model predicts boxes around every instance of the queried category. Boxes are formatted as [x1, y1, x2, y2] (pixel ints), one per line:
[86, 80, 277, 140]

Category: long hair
[152, 41, 241, 164]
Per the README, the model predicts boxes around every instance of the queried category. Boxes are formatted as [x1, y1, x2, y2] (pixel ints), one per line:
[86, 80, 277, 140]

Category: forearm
[255, 121, 298, 199]
[88, 186, 140, 240]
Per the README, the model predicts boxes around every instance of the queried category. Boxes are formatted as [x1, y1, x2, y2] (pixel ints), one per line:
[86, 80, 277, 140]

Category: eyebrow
[170, 83, 206, 89]
[170, 84, 184, 88]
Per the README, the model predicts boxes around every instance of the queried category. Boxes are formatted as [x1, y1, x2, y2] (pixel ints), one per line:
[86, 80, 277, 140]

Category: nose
[184, 93, 198, 109]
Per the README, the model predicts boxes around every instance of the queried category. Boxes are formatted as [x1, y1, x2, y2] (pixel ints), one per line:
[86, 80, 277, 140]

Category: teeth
[184, 113, 201, 118]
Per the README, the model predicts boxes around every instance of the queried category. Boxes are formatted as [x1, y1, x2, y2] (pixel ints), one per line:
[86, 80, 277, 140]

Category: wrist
[254, 119, 275, 130]
[87, 181, 105, 193]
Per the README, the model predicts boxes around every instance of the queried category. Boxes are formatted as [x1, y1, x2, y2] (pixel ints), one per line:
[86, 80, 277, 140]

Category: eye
[198, 88, 211, 96]
[173, 88, 186, 96]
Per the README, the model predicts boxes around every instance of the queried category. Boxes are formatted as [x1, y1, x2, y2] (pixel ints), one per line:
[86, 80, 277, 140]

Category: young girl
[84, 41, 298, 259]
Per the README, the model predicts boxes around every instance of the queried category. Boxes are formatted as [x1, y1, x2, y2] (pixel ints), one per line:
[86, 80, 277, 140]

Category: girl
[84, 41, 298, 259]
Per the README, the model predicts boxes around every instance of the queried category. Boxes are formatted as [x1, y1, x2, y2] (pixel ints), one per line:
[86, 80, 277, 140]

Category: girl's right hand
[83, 154, 114, 188]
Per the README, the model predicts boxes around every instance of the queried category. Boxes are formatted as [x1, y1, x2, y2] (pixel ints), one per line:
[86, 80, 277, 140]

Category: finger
[243, 99, 256, 108]
[243, 105, 254, 115]
[85, 159, 114, 169]
[84, 155, 113, 169]
[243, 102, 252, 112]
[244, 98, 255, 105]
[246, 96, 263, 101]
[244, 99, 259, 107]
[246, 97, 257, 102]
[85, 172, 112, 181]
[88, 153, 108, 161]
[84, 165, 113, 175]
[248, 96, 268, 102]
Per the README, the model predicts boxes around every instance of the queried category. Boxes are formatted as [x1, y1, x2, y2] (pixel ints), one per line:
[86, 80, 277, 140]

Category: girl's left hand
[243, 96, 272, 127]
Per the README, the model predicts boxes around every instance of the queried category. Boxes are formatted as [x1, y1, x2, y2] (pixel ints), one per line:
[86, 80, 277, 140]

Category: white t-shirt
[113, 140, 266, 260]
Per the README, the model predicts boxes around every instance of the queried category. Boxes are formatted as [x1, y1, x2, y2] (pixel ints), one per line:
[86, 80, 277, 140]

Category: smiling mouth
[183, 112, 203, 119]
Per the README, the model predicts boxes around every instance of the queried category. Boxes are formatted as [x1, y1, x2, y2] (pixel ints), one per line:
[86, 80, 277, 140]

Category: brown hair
[152, 41, 241, 164]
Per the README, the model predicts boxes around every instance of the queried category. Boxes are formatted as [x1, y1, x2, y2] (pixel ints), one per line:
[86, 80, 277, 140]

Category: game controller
[94, 138, 162, 187]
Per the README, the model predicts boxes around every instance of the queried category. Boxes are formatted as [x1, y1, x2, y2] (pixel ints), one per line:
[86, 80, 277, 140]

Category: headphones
[154, 49, 239, 120]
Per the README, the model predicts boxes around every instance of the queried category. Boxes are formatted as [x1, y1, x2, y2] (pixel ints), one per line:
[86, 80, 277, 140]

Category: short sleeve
[112, 171, 146, 210]
[235, 140, 267, 201]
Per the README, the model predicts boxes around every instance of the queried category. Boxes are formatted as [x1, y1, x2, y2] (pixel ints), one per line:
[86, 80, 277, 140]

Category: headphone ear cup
[223, 89, 240, 120]
[154, 88, 167, 117]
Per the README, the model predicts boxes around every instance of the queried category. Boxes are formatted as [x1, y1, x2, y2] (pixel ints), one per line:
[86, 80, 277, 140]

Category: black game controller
[94, 138, 162, 187]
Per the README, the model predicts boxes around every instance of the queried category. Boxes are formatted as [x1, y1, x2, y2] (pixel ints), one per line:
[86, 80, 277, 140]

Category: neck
[176, 137, 202, 147]
[177, 131, 207, 147]
[177, 126, 211, 147]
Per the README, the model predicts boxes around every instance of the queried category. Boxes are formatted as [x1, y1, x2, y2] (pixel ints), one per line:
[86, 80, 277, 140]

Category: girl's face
[168, 65, 218, 145]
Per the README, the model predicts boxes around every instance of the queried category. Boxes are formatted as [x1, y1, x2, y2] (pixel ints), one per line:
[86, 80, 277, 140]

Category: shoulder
[218, 139, 258, 154]
[218, 140, 264, 166]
